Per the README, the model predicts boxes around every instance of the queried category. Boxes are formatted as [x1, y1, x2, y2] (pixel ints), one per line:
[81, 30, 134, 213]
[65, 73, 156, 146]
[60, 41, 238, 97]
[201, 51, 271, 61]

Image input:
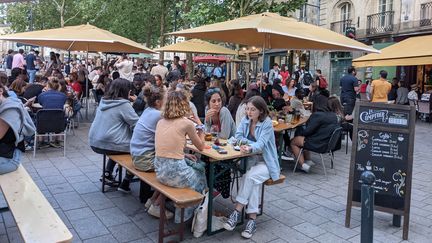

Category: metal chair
[293, 127, 342, 178]
[33, 109, 67, 157]
[417, 100, 431, 122]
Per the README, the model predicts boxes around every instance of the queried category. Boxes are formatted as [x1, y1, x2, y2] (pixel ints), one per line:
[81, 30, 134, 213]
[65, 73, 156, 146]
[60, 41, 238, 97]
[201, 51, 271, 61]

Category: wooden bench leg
[158, 194, 167, 243]
[179, 208, 185, 241]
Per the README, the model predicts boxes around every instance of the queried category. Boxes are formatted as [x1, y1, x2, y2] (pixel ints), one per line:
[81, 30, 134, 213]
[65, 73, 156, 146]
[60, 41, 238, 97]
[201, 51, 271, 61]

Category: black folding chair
[33, 109, 67, 157]
[293, 127, 342, 178]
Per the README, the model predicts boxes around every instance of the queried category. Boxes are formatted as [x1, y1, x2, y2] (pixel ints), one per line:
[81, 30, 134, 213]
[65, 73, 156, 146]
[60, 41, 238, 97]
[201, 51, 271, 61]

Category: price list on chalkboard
[353, 130, 408, 209]
[346, 102, 415, 240]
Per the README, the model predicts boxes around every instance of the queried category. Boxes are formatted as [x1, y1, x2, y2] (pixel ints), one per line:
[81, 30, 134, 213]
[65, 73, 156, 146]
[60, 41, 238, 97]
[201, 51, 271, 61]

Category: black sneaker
[223, 210, 240, 231]
[100, 172, 119, 187]
[118, 180, 131, 193]
[241, 219, 257, 239]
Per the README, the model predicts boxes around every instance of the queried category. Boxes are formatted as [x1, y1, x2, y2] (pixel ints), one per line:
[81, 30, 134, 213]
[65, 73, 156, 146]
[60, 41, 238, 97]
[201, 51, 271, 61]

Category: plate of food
[272, 120, 279, 127]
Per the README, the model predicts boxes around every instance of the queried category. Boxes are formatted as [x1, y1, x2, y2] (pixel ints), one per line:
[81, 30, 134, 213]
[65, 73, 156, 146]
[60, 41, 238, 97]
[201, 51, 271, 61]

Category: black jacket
[301, 112, 339, 153]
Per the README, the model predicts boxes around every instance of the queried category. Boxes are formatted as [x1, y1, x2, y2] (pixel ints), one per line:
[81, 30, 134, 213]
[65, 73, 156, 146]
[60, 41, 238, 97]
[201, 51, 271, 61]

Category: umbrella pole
[85, 45, 89, 120]
[260, 35, 267, 93]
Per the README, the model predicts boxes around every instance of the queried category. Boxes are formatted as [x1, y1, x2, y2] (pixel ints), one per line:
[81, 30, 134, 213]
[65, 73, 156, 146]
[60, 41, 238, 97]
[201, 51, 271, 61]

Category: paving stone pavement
[1, 121, 432, 243]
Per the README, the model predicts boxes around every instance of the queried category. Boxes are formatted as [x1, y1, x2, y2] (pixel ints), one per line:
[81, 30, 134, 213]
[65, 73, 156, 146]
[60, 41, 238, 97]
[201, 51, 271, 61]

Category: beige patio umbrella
[0, 24, 155, 53]
[352, 35, 432, 67]
[155, 39, 236, 55]
[169, 12, 379, 53]
[0, 24, 155, 119]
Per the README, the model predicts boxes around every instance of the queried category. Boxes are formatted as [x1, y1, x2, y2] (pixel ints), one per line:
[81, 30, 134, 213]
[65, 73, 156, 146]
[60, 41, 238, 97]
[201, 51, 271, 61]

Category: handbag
[191, 190, 209, 238]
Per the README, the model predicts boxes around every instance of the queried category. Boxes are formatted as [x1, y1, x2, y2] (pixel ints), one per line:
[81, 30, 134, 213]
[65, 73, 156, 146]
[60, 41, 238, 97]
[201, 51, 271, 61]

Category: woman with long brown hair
[154, 90, 206, 223]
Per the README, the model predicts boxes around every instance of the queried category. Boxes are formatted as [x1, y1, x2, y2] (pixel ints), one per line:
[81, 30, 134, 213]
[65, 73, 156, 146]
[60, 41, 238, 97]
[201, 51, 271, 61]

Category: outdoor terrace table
[273, 115, 310, 165]
[186, 140, 256, 236]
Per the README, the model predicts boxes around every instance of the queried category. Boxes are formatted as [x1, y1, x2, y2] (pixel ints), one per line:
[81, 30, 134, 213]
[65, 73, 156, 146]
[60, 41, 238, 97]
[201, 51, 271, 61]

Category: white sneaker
[144, 199, 152, 210]
[281, 151, 294, 161]
[147, 204, 174, 219]
[304, 160, 316, 166]
[300, 163, 311, 173]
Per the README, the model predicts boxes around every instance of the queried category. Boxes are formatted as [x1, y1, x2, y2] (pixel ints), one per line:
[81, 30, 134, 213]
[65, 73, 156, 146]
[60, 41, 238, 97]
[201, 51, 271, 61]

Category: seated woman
[9, 78, 28, 97]
[89, 78, 139, 185]
[204, 88, 236, 139]
[307, 83, 319, 103]
[0, 83, 35, 174]
[224, 96, 281, 239]
[290, 94, 340, 173]
[128, 85, 172, 219]
[282, 79, 297, 97]
[154, 90, 206, 223]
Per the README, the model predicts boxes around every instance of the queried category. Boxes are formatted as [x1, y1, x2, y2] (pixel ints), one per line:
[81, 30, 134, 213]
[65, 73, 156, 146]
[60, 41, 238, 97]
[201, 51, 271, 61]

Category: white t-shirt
[115, 60, 134, 81]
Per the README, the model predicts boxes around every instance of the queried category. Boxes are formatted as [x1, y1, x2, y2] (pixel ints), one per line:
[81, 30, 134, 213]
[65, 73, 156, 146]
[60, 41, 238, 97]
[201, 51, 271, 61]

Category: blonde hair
[162, 90, 191, 119]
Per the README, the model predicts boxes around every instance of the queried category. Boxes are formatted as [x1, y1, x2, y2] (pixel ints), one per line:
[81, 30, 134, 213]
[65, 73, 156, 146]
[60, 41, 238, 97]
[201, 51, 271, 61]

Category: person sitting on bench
[224, 96, 281, 239]
[154, 90, 206, 223]
[0, 83, 35, 174]
[89, 78, 139, 186]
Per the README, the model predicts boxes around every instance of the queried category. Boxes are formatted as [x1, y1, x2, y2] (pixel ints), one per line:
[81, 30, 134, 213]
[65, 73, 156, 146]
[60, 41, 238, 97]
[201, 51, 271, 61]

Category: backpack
[303, 72, 314, 86]
[318, 75, 328, 89]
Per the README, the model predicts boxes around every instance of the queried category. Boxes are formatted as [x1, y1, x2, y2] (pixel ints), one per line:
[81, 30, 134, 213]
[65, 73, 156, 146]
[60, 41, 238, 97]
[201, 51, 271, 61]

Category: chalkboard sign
[345, 102, 415, 240]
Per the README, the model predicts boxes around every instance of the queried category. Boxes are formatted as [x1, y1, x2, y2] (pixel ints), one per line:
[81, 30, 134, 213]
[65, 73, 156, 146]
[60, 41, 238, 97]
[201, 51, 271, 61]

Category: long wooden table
[186, 141, 254, 236]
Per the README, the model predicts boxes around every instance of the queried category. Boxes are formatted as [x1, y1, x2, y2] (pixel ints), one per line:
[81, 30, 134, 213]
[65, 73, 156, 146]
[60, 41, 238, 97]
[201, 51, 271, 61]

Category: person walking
[26, 49, 37, 83]
[5, 50, 14, 77]
[339, 66, 359, 115]
[370, 70, 392, 103]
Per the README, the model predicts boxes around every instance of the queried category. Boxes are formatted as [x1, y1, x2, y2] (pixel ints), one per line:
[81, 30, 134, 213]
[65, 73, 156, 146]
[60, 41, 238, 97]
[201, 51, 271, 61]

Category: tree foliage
[4, 0, 306, 48]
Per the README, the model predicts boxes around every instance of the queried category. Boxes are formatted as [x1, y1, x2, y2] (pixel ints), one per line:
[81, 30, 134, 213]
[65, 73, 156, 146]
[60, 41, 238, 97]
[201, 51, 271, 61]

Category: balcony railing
[330, 19, 352, 34]
[366, 11, 394, 35]
[420, 2, 432, 27]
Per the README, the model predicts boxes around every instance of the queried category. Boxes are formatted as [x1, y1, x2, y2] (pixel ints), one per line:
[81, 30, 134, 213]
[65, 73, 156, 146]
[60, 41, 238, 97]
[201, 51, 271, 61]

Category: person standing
[339, 66, 359, 115]
[370, 70, 392, 103]
[279, 64, 290, 86]
[12, 49, 25, 70]
[268, 63, 279, 85]
[5, 50, 14, 77]
[150, 61, 169, 81]
[396, 81, 409, 105]
[212, 63, 223, 78]
[115, 54, 134, 82]
[26, 49, 37, 83]
[387, 78, 399, 103]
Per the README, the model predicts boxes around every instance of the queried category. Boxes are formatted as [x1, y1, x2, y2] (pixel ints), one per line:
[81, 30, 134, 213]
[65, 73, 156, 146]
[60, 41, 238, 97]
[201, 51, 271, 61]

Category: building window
[379, 0, 393, 28]
[340, 3, 351, 21]
[420, 2, 432, 27]
[299, 4, 307, 22]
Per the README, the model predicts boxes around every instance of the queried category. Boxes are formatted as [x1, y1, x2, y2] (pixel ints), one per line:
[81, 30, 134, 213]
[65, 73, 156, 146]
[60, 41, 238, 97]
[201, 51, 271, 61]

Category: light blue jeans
[27, 69, 37, 83]
[0, 149, 21, 175]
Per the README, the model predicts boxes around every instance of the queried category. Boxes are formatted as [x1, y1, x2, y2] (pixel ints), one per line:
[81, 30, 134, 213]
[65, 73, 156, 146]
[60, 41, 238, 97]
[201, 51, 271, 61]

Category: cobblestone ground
[0, 121, 431, 243]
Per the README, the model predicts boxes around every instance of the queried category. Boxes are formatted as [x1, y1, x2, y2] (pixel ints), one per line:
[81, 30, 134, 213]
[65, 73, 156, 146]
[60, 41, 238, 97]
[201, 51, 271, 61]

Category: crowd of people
[0, 48, 373, 239]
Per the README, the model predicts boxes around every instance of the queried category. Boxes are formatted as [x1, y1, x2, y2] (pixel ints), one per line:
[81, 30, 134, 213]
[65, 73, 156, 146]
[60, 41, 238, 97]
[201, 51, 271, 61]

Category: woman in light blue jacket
[223, 96, 281, 239]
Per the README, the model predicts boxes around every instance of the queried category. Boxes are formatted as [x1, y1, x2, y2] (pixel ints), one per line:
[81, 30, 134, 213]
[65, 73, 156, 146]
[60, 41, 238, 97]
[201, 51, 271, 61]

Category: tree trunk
[158, 0, 167, 62]
[183, 0, 193, 79]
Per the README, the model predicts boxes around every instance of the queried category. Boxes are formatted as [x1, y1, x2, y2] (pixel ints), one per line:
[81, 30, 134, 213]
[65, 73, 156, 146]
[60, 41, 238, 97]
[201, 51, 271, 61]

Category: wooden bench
[0, 165, 73, 243]
[109, 155, 204, 243]
[259, 174, 286, 215]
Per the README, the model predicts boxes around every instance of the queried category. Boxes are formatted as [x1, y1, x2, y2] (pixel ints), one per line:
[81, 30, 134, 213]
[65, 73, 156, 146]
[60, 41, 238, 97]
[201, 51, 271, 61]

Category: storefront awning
[353, 35, 432, 67]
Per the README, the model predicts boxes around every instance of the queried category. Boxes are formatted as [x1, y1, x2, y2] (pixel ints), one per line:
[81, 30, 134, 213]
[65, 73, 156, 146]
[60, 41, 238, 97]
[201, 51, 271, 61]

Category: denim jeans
[0, 149, 22, 175]
[27, 69, 37, 83]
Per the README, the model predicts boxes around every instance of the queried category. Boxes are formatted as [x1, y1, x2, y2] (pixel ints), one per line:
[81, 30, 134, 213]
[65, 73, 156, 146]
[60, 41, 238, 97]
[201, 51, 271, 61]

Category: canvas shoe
[241, 219, 257, 239]
[223, 210, 240, 231]
[300, 163, 311, 173]
[147, 204, 174, 219]
[118, 180, 131, 193]
[304, 160, 316, 166]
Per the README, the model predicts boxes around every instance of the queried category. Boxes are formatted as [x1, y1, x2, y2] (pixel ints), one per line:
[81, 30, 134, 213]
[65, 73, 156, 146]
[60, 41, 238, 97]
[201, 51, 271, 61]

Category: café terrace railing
[420, 2, 432, 27]
[330, 19, 352, 35]
[366, 11, 394, 35]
